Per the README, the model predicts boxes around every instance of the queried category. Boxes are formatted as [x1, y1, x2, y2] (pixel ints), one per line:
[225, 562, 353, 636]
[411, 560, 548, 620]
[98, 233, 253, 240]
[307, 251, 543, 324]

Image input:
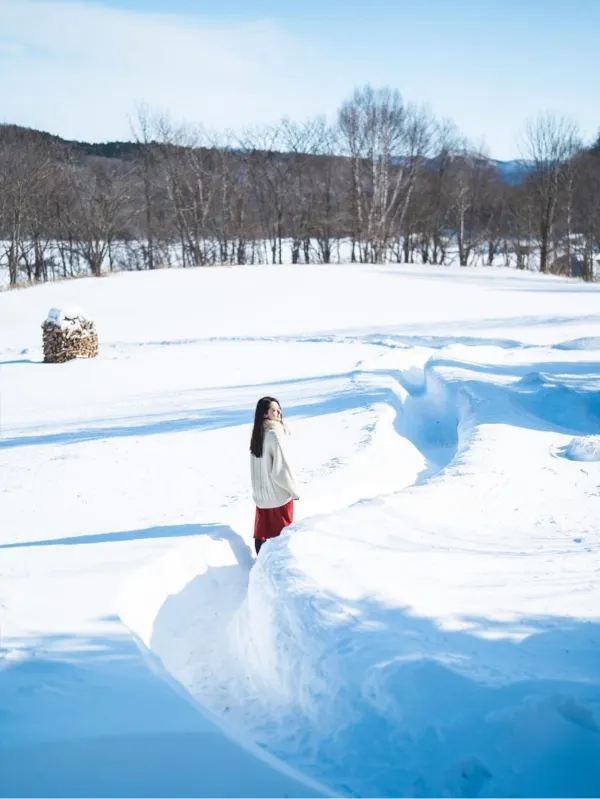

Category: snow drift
[1, 263, 599, 797]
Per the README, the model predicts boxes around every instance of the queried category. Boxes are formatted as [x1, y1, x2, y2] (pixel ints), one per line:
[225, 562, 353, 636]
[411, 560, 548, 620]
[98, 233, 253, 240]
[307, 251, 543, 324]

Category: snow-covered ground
[1, 263, 599, 797]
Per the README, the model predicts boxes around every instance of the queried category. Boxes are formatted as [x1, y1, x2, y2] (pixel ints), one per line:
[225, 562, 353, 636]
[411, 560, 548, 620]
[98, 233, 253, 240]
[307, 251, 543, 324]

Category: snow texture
[45, 306, 87, 329]
[1, 263, 599, 797]
[560, 435, 600, 461]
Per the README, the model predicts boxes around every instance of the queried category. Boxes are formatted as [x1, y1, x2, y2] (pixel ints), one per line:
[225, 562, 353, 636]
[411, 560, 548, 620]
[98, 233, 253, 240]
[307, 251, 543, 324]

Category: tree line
[1, 86, 599, 287]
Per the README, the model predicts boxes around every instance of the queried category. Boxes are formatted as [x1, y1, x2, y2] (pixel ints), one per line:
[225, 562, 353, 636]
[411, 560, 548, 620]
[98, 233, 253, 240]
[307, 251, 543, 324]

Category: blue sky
[0, 0, 598, 158]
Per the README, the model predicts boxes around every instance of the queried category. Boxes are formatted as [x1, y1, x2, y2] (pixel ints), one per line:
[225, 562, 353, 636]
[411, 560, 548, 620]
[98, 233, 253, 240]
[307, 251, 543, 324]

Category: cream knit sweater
[250, 420, 299, 509]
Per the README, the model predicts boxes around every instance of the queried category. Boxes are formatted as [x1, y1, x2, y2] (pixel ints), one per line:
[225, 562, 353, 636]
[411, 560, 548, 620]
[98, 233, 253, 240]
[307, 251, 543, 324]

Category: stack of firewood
[42, 308, 99, 363]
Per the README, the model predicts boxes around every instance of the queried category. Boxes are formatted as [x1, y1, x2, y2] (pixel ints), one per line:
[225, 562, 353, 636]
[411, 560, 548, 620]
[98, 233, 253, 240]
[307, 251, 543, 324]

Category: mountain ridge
[0, 122, 534, 184]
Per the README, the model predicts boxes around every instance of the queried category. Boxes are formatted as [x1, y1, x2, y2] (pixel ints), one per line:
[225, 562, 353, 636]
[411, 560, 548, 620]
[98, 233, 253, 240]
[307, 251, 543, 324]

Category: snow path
[125, 337, 600, 796]
[2, 264, 600, 796]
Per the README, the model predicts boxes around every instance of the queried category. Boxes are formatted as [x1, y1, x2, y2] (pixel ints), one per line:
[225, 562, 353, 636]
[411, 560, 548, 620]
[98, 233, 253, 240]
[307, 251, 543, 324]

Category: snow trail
[122, 335, 600, 795]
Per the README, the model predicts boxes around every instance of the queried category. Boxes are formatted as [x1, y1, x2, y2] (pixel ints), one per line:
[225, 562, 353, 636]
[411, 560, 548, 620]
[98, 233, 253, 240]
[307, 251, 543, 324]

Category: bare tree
[279, 118, 318, 263]
[572, 150, 600, 280]
[278, 117, 345, 264]
[404, 120, 463, 264]
[338, 85, 433, 263]
[522, 113, 581, 273]
[130, 107, 164, 270]
[68, 158, 132, 276]
[306, 122, 346, 264]
[27, 155, 67, 282]
[152, 117, 223, 266]
[447, 149, 504, 266]
[238, 125, 292, 265]
[0, 127, 56, 285]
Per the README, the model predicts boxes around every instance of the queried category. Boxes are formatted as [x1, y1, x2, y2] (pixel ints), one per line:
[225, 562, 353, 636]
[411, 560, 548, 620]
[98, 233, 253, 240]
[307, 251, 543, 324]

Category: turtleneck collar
[263, 419, 283, 432]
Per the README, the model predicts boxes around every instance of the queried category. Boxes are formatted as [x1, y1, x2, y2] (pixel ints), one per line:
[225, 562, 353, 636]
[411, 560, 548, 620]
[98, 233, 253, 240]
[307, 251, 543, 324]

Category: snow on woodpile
[42, 307, 98, 363]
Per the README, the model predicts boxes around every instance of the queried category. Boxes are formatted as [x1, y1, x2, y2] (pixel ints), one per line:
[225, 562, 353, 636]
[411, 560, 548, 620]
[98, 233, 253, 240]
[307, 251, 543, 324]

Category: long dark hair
[250, 396, 281, 457]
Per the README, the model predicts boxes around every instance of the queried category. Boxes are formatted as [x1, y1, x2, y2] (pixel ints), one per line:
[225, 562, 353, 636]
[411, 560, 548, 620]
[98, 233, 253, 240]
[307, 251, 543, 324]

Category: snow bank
[561, 435, 600, 461]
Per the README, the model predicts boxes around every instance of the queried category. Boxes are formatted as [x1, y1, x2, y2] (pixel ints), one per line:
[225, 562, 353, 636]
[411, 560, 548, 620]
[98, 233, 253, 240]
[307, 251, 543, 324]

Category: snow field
[1, 263, 600, 796]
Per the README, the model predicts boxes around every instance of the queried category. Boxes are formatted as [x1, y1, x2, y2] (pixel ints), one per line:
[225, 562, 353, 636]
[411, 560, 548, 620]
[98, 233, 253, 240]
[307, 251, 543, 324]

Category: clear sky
[0, 0, 598, 159]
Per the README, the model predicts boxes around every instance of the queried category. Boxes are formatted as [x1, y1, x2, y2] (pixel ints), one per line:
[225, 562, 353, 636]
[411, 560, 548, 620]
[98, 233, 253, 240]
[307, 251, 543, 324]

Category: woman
[250, 396, 299, 555]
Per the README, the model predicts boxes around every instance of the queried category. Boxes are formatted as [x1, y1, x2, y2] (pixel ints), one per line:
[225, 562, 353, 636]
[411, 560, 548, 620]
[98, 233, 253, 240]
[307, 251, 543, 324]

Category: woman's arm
[269, 430, 300, 500]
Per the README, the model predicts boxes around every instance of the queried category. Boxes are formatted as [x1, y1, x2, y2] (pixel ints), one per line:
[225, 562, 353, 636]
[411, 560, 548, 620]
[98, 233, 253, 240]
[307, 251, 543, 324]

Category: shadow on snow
[0, 626, 316, 798]
[0, 522, 236, 551]
[148, 533, 600, 798]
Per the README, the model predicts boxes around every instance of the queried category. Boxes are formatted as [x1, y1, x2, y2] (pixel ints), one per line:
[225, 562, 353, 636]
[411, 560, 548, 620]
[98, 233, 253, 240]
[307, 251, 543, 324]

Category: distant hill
[489, 158, 533, 185]
[0, 124, 146, 160]
[69, 140, 145, 159]
[0, 123, 533, 183]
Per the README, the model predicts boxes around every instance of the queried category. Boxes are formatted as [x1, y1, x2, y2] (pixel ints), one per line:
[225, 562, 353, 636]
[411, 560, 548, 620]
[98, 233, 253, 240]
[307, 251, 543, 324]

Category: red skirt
[254, 500, 294, 540]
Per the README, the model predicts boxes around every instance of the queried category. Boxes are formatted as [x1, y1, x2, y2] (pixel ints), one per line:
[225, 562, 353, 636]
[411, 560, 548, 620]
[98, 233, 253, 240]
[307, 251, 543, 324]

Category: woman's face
[265, 401, 282, 422]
